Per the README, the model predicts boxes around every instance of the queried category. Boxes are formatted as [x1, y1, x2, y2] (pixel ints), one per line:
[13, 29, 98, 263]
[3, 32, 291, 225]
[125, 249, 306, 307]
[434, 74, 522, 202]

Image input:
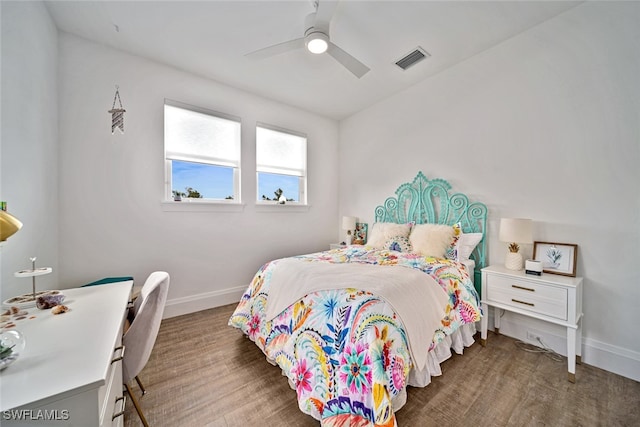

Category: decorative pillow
[446, 222, 463, 260]
[456, 232, 483, 261]
[409, 224, 456, 258]
[382, 236, 412, 253]
[367, 222, 412, 249]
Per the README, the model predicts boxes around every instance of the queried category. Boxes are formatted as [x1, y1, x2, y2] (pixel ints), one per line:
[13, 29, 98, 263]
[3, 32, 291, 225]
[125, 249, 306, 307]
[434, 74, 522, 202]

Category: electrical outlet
[526, 331, 540, 342]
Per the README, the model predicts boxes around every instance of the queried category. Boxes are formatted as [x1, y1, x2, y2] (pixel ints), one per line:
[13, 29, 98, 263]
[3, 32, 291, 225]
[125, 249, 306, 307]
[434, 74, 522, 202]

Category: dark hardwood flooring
[123, 303, 640, 426]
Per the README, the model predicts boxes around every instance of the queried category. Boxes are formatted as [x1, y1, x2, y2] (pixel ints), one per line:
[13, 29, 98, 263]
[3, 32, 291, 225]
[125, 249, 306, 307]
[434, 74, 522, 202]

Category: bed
[229, 171, 487, 426]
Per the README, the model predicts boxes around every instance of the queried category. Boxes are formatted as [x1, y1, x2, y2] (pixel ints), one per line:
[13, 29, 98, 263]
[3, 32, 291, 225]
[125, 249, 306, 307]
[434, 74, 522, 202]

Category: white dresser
[1, 281, 132, 426]
[480, 265, 583, 382]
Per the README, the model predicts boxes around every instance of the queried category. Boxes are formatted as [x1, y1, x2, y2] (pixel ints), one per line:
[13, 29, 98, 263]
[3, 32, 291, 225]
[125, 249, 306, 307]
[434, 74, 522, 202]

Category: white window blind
[165, 103, 240, 167]
[164, 100, 241, 202]
[256, 126, 306, 176]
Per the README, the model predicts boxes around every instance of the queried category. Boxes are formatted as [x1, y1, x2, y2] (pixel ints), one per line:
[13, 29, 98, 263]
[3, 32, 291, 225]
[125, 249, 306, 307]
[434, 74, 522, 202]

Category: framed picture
[533, 242, 578, 277]
[353, 223, 368, 245]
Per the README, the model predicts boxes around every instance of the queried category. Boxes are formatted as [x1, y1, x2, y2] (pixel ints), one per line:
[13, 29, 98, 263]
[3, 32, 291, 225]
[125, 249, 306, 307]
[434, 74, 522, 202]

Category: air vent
[395, 47, 430, 71]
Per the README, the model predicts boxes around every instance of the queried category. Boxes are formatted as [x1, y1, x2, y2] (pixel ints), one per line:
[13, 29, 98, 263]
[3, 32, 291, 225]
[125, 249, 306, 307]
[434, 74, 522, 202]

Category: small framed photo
[533, 242, 578, 277]
[353, 223, 368, 245]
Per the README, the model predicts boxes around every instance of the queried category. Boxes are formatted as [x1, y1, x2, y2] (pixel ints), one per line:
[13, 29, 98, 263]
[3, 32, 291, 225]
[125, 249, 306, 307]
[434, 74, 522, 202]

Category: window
[164, 100, 240, 201]
[256, 124, 307, 204]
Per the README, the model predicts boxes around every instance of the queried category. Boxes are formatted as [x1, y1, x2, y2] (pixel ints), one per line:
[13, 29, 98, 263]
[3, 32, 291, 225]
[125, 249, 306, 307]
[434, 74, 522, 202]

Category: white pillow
[367, 223, 412, 248]
[409, 224, 455, 258]
[456, 232, 483, 261]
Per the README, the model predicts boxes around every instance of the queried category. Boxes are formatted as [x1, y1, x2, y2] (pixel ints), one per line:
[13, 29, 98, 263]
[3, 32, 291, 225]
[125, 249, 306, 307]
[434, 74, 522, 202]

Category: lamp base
[505, 252, 524, 270]
[344, 231, 353, 245]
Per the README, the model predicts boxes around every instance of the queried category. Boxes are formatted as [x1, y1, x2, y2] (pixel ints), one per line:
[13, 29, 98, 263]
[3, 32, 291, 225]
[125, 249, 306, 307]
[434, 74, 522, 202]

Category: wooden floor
[124, 303, 640, 426]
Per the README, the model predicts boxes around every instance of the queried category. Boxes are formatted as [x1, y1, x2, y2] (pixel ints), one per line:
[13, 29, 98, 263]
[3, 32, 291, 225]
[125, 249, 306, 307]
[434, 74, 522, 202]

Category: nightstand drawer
[486, 275, 568, 320]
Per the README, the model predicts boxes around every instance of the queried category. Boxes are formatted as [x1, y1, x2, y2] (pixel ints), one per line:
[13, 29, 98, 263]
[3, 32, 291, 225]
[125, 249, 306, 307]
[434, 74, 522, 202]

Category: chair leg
[125, 383, 149, 427]
[135, 375, 147, 395]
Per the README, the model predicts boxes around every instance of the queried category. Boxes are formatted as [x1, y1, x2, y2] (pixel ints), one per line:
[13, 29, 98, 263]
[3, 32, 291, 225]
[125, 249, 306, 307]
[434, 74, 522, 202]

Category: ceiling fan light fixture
[305, 31, 329, 54]
[247, 3, 369, 78]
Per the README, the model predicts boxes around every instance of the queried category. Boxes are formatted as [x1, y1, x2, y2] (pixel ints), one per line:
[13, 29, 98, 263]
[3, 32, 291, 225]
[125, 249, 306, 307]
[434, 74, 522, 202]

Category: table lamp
[499, 218, 533, 270]
[342, 216, 357, 245]
[0, 209, 23, 241]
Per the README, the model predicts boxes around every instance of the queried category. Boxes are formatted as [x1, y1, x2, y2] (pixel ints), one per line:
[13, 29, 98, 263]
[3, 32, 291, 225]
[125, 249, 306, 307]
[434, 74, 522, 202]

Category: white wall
[56, 33, 339, 316]
[4, 0, 637, 382]
[1, 2, 59, 297]
[339, 2, 640, 381]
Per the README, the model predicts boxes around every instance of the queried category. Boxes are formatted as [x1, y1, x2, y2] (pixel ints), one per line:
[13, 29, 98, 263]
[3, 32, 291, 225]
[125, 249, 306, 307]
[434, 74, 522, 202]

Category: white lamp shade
[342, 216, 357, 230]
[499, 218, 533, 244]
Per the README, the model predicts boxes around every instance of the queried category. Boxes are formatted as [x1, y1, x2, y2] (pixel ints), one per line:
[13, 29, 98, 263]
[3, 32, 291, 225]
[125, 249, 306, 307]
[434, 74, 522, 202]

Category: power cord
[515, 336, 563, 362]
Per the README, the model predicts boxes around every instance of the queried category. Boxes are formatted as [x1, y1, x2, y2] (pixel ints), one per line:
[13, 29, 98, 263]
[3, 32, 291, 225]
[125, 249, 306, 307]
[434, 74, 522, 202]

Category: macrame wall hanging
[108, 85, 126, 134]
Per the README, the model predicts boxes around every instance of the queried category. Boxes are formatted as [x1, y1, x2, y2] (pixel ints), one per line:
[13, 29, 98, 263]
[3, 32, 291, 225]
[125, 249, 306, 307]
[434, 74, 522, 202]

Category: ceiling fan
[245, 0, 370, 78]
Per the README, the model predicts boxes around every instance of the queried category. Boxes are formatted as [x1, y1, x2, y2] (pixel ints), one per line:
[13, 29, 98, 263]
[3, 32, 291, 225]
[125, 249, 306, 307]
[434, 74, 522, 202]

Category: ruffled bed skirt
[410, 321, 477, 387]
[391, 322, 478, 411]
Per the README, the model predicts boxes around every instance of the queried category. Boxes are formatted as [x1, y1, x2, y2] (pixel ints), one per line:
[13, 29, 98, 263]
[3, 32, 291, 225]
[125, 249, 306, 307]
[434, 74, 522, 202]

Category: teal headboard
[374, 171, 488, 294]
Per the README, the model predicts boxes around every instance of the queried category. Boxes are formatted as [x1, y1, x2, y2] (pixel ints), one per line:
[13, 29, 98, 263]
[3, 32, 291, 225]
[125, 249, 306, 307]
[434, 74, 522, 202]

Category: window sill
[161, 201, 245, 212]
[255, 203, 310, 213]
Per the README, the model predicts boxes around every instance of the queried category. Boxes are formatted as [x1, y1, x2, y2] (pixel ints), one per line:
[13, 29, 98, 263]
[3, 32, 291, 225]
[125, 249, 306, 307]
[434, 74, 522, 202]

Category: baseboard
[581, 337, 640, 382]
[163, 285, 246, 319]
[485, 311, 640, 382]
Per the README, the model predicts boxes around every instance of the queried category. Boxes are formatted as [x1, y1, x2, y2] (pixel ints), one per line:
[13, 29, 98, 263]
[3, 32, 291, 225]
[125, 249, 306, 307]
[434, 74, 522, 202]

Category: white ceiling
[45, 0, 581, 120]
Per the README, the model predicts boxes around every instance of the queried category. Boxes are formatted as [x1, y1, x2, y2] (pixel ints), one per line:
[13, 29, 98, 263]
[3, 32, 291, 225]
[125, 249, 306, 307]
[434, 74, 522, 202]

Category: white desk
[1, 281, 132, 426]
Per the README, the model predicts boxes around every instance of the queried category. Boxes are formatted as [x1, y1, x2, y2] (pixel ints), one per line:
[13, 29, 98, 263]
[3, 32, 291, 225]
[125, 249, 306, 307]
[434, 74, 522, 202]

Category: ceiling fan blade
[245, 38, 305, 60]
[326, 42, 370, 78]
[314, 0, 339, 29]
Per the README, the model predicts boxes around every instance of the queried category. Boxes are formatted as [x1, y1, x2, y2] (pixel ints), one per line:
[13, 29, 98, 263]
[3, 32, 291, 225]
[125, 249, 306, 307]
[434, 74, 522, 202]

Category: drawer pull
[111, 345, 125, 364]
[512, 284, 535, 292]
[512, 298, 535, 307]
[112, 395, 127, 420]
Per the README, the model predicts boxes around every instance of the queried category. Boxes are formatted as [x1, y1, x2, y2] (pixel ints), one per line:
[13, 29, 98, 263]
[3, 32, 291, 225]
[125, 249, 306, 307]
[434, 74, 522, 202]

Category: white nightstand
[480, 265, 583, 383]
[329, 243, 346, 250]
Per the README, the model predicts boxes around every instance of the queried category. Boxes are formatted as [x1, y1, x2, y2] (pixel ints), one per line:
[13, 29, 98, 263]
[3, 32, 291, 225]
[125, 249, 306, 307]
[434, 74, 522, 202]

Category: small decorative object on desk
[0, 330, 26, 371]
[6, 257, 55, 309]
[36, 294, 65, 310]
[3, 290, 61, 310]
[51, 305, 70, 315]
[1, 306, 32, 330]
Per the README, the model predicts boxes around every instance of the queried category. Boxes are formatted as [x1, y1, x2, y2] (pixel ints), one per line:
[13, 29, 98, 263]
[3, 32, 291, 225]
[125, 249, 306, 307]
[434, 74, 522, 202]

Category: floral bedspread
[228, 246, 482, 426]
